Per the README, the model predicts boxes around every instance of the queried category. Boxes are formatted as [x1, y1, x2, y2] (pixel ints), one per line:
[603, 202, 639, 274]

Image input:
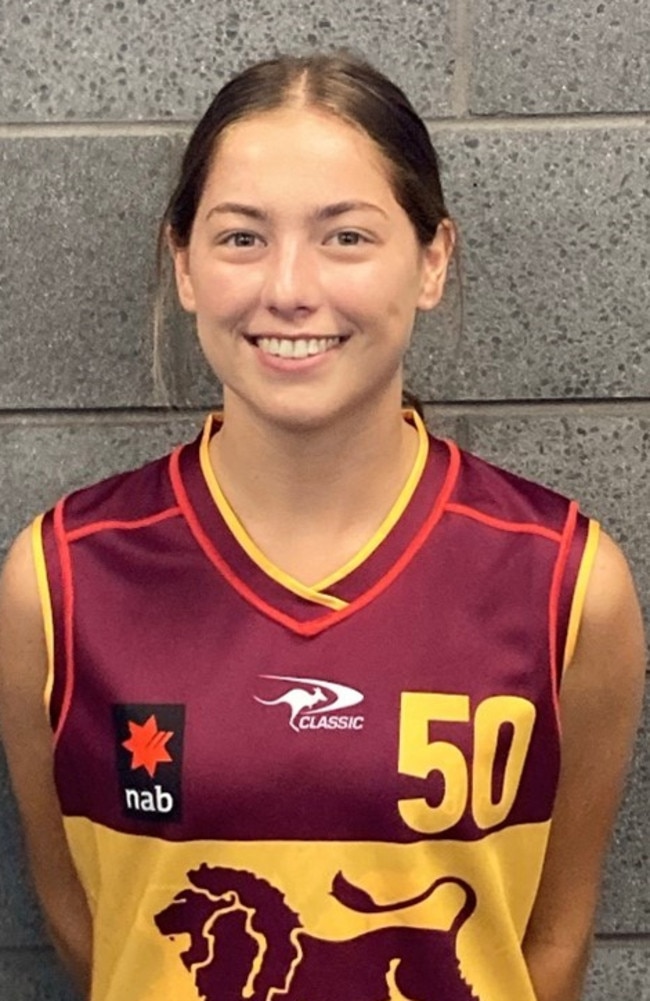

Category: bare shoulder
[566, 528, 646, 709]
[0, 522, 53, 789]
[0, 523, 48, 708]
[1, 523, 41, 608]
[581, 529, 644, 631]
[1, 522, 39, 595]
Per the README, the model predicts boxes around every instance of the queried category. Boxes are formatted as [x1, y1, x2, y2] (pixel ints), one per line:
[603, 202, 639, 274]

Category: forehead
[202, 107, 399, 208]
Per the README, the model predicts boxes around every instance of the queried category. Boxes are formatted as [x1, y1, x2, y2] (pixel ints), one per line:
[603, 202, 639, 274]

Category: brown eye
[221, 232, 260, 248]
[334, 231, 365, 246]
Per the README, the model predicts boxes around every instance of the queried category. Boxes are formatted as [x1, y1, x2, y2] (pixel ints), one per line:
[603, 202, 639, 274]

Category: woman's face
[173, 106, 453, 431]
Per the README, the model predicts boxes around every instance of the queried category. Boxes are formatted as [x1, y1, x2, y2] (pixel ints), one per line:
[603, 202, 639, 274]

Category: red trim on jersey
[339, 441, 462, 629]
[66, 506, 182, 543]
[53, 499, 76, 747]
[170, 439, 461, 637]
[548, 500, 579, 723]
[445, 503, 563, 542]
[170, 446, 307, 632]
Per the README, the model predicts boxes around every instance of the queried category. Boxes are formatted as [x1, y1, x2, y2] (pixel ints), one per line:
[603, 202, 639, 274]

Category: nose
[259, 238, 320, 318]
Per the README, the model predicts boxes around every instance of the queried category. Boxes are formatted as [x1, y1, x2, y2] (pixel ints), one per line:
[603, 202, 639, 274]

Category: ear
[416, 218, 456, 311]
[168, 227, 197, 314]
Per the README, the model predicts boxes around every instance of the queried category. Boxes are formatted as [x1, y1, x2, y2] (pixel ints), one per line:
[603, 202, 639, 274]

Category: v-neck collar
[170, 412, 460, 637]
[199, 410, 430, 607]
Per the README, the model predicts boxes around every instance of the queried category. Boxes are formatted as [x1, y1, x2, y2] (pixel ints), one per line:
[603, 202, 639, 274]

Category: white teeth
[255, 336, 342, 358]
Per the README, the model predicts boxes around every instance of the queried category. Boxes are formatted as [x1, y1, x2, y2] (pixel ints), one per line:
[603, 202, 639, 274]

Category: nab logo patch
[113, 704, 185, 822]
[254, 675, 365, 732]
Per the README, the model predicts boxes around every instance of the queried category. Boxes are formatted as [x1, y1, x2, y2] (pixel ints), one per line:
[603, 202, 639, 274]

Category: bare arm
[0, 527, 92, 998]
[523, 530, 646, 1001]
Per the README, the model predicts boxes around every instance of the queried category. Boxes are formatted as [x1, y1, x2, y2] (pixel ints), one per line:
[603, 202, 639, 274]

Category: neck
[209, 393, 420, 538]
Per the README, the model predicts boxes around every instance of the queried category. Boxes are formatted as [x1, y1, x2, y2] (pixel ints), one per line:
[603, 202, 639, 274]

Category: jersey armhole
[31, 514, 56, 720]
[562, 518, 601, 674]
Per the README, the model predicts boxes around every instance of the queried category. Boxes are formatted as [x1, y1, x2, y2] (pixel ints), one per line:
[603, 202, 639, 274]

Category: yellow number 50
[398, 693, 536, 835]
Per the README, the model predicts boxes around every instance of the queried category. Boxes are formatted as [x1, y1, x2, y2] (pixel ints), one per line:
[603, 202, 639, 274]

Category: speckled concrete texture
[410, 126, 650, 401]
[0, 0, 454, 123]
[422, 406, 467, 446]
[465, 414, 649, 932]
[584, 943, 650, 1001]
[0, 136, 182, 409]
[0, 949, 76, 1000]
[0, 417, 202, 556]
[471, 0, 650, 116]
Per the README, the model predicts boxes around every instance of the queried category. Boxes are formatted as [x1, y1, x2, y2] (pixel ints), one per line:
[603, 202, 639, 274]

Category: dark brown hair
[164, 52, 449, 249]
[155, 53, 453, 405]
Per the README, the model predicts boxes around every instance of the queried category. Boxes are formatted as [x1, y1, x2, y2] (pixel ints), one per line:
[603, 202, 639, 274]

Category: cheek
[336, 261, 419, 330]
[191, 266, 259, 321]
[328, 259, 405, 310]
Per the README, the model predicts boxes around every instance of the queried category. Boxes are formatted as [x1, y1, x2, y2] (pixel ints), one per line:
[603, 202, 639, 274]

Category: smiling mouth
[247, 335, 346, 359]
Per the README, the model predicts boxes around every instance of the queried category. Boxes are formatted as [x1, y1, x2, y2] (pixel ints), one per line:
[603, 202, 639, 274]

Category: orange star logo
[122, 715, 174, 778]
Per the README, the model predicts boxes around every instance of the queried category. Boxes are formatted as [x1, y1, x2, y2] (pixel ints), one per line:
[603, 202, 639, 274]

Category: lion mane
[155, 864, 479, 1001]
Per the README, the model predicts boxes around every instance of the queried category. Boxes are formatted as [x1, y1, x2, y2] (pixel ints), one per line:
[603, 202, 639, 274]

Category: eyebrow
[205, 200, 388, 222]
[206, 202, 267, 222]
[315, 200, 388, 221]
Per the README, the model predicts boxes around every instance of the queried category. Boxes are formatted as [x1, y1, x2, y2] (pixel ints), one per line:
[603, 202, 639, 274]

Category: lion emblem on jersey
[154, 865, 479, 1000]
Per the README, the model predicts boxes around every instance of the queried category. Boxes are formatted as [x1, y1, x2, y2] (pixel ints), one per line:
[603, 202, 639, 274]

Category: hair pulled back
[162, 52, 449, 250]
[156, 54, 453, 410]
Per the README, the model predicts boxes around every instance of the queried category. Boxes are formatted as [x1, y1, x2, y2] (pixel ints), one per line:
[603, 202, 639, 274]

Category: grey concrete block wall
[471, 0, 650, 115]
[1, 1, 648, 999]
[1, 0, 455, 121]
[0, 949, 76, 1001]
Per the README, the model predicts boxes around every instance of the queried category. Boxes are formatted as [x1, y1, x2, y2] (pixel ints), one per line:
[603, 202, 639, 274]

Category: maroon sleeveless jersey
[34, 413, 599, 1001]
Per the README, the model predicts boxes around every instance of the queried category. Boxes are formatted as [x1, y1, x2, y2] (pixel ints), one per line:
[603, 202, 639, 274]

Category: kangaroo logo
[254, 675, 364, 732]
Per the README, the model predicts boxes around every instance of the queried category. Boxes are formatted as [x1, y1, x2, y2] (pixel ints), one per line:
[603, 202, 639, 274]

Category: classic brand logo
[254, 674, 365, 732]
[113, 704, 185, 821]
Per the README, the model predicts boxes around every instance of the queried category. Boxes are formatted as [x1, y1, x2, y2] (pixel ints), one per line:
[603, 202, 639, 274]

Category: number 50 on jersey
[398, 693, 537, 835]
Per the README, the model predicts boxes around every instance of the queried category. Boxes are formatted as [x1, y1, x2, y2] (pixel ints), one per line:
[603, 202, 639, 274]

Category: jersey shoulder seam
[65, 505, 182, 543]
[444, 502, 563, 542]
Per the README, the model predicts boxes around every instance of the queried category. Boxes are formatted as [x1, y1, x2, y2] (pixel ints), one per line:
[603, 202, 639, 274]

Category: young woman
[0, 54, 644, 1001]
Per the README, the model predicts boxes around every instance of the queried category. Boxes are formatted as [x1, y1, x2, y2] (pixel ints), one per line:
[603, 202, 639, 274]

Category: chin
[258, 402, 341, 435]
[225, 377, 397, 436]
[239, 389, 361, 436]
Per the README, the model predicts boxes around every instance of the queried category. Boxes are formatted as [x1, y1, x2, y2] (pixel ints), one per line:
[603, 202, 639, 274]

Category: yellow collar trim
[312, 410, 429, 591]
[198, 410, 429, 609]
